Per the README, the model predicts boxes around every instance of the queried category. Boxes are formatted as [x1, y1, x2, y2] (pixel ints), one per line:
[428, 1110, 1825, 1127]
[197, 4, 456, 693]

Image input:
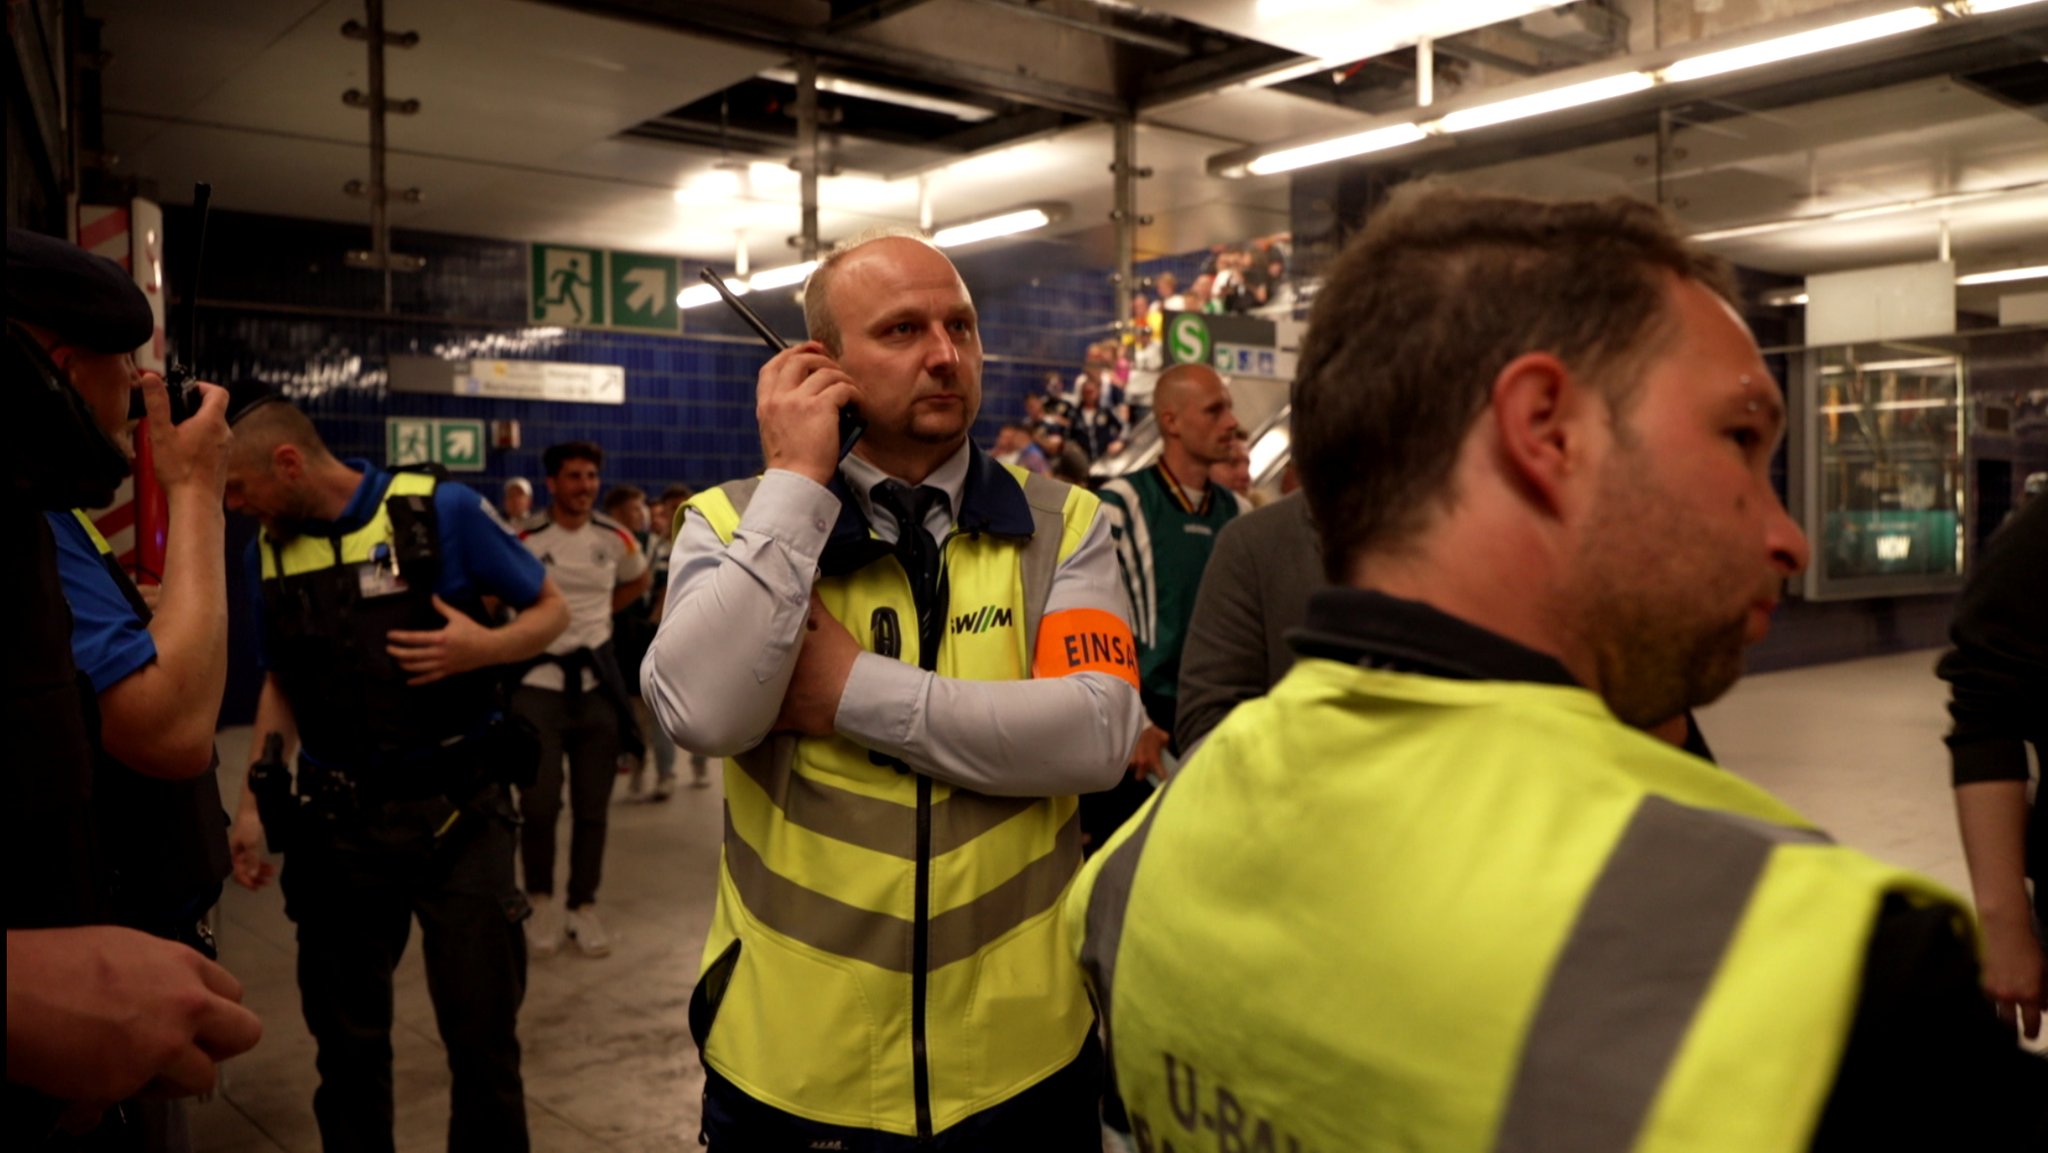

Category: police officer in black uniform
[222, 393, 568, 1153]
[5, 227, 262, 1146]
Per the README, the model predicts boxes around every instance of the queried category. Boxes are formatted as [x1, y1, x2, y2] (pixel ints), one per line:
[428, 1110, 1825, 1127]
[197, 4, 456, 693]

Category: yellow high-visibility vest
[684, 462, 1112, 1136]
[257, 471, 494, 761]
[1068, 658, 1972, 1153]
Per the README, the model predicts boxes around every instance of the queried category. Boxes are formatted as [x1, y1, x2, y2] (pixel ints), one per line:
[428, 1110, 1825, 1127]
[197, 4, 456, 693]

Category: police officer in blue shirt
[222, 392, 568, 1153]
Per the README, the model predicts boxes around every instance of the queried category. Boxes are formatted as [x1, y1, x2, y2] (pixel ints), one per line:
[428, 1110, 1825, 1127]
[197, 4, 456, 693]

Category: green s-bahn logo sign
[1167, 313, 1211, 366]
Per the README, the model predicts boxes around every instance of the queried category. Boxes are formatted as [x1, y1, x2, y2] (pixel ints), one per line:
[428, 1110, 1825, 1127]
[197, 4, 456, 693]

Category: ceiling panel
[1144, 84, 1382, 147]
[95, 0, 781, 210]
[75, 1, 2048, 288]
[1142, 0, 1567, 64]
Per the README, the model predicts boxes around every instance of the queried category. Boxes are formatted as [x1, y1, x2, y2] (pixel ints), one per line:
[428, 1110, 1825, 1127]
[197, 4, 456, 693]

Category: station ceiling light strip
[1247, 123, 1429, 175]
[1659, 7, 1939, 83]
[1954, 264, 2048, 286]
[676, 210, 1060, 309]
[1689, 181, 2048, 243]
[758, 68, 995, 123]
[931, 207, 1054, 248]
[1238, 2, 2044, 177]
[1761, 264, 2048, 307]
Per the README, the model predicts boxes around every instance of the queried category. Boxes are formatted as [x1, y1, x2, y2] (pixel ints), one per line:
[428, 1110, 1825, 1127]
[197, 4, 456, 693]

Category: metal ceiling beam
[1433, 38, 1543, 78]
[963, 0, 1191, 56]
[1138, 39, 1310, 110]
[532, 0, 1130, 120]
[827, 0, 941, 33]
[1206, 5, 2048, 178]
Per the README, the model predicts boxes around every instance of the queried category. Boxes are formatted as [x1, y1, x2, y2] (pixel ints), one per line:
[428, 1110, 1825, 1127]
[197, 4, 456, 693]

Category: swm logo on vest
[950, 605, 1015, 635]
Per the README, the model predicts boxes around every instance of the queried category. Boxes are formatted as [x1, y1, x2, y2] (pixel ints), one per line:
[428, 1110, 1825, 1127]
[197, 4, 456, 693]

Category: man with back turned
[1067, 188, 2046, 1151]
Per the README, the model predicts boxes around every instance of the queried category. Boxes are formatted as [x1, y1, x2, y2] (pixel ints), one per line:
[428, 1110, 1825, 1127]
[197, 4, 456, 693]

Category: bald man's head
[1155, 363, 1240, 470]
[1154, 363, 1219, 416]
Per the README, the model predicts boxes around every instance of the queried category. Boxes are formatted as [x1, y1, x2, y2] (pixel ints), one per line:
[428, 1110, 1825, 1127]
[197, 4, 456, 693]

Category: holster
[249, 732, 301, 854]
[468, 712, 542, 791]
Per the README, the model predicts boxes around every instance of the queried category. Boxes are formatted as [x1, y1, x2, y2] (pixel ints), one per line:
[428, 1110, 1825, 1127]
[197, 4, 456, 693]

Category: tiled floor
[190, 648, 2030, 1150]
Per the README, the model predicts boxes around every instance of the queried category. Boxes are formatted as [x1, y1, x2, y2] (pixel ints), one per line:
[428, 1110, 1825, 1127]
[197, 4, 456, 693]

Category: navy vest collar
[819, 442, 1037, 578]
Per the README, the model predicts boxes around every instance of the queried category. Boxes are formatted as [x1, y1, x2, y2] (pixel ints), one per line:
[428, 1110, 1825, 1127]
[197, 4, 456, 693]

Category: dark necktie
[870, 480, 948, 666]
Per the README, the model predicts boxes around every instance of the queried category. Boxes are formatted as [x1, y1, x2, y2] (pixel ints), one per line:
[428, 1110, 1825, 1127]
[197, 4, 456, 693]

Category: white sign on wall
[1806, 261, 1956, 346]
[389, 354, 626, 405]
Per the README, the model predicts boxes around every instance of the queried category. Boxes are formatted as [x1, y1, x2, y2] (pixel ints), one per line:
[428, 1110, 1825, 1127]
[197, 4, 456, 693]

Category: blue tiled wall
[170, 209, 1120, 500]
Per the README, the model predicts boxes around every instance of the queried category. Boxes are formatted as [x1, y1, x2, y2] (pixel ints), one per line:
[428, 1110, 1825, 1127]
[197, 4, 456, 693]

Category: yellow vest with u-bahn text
[1067, 659, 1973, 1153]
[684, 462, 1119, 1137]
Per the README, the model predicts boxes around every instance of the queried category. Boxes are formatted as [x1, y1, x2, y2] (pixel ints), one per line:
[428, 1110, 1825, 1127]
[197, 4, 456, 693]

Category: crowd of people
[8, 184, 2045, 1153]
[991, 337, 1261, 508]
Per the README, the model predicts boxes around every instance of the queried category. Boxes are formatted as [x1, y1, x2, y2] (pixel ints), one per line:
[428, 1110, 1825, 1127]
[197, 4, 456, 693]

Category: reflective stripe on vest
[684, 462, 1100, 1135]
[1068, 661, 1970, 1153]
[71, 508, 117, 556]
[71, 509, 152, 622]
[258, 471, 438, 578]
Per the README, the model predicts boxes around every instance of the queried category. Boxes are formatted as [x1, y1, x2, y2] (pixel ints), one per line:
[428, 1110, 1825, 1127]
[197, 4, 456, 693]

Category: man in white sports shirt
[512, 440, 650, 958]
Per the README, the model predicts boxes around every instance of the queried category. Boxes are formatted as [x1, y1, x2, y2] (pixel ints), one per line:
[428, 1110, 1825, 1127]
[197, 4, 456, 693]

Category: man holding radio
[646, 229, 1143, 1151]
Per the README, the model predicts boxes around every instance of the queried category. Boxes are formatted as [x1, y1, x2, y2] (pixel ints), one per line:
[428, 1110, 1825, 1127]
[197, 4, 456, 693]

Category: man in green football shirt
[1090, 363, 1245, 847]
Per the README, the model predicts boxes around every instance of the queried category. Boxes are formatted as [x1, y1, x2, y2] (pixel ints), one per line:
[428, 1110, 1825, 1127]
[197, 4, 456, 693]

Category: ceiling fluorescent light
[677, 279, 748, 310]
[1772, 266, 2045, 307]
[1818, 398, 1953, 411]
[676, 284, 723, 309]
[1230, 56, 1346, 91]
[676, 168, 742, 203]
[932, 208, 1052, 248]
[1689, 180, 2048, 242]
[1661, 7, 1939, 83]
[747, 261, 819, 292]
[1436, 71, 1654, 132]
[1957, 0, 2048, 12]
[1955, 264, 2048, 285]
[1857, 357, 1960, 372]
[759, 68, 994, 122]
[1246, 122, 1428, 176]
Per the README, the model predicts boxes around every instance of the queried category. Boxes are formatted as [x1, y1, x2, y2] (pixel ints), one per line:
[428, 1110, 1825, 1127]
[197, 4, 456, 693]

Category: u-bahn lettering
[1131, 1054, 1318, 1153]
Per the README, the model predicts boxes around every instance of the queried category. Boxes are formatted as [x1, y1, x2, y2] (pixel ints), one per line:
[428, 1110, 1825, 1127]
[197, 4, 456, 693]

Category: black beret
[6, 227, 155, 353]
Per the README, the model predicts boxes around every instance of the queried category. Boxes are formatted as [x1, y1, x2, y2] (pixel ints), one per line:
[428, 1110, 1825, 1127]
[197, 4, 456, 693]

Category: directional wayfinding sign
[387, 417, 486, 472]
[437, 420, 485, 470]
[530, 244, 680, 333]
[609, 251, 680, 332]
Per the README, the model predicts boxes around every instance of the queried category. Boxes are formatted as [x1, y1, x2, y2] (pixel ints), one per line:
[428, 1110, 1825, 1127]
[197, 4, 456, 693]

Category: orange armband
[1031, 608, 1141, 688]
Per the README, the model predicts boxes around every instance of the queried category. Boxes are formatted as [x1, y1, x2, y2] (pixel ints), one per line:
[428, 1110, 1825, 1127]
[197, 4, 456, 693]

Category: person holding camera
[223, 393, 568, 1153]
[5, 227, 262, 1146]
[15, 226, 237, 963]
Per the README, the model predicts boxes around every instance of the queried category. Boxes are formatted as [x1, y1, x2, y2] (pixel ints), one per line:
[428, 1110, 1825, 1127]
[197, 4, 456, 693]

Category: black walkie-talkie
[133, 182, 211, 424]
[698, 267, 865, 460]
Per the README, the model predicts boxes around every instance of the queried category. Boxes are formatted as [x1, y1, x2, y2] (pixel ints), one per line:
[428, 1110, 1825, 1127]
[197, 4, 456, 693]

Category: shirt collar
[819, 440, 1036, 576]
[839, 440, 972, 535]
[280, 459, 386, 540]
[1287, 588, 1581, 688]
